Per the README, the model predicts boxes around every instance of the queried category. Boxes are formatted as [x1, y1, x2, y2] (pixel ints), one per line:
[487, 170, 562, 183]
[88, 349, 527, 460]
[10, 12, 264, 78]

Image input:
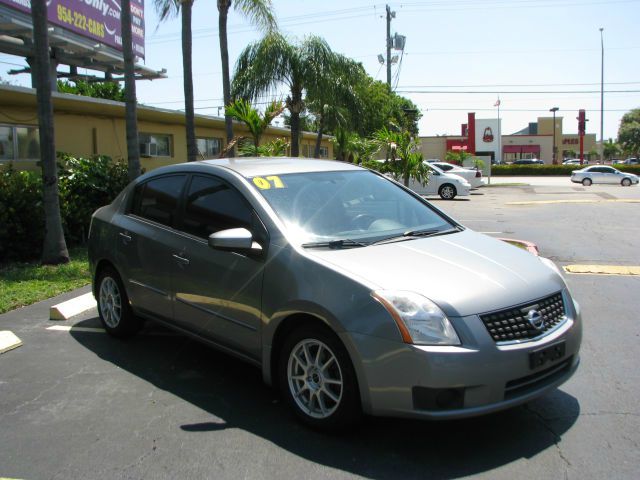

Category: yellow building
[0, 85, 333, 171]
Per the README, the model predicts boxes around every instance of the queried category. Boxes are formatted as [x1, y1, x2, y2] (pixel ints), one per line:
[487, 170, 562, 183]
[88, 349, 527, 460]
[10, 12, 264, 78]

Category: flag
[494, 99, 501, 107]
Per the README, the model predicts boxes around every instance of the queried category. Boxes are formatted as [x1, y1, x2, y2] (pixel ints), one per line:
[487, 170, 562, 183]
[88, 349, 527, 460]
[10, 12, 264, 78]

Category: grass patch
[0, 247, 90, 314]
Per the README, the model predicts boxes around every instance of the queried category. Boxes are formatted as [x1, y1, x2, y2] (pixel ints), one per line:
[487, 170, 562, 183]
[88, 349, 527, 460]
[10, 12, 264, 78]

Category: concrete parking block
[49, 292, 97, 321]
[0, 330, 22, 354]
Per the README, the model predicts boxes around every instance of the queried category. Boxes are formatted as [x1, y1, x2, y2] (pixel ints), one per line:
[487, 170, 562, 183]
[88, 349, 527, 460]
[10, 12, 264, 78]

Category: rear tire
[439, 184, 457, 200]
[278, 324, 361, 431]
[96, 266, 142, 338]
[621, 178, 631, 186]
[582, 178, 592, 186]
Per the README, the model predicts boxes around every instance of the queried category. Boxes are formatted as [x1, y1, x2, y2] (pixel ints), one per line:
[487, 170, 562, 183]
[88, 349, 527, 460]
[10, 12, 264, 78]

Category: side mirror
[208, 228, 263, 253]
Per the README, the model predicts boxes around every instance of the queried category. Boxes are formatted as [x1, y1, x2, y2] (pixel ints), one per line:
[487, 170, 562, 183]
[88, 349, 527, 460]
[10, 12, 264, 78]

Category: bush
[0, 167, 44, 262]
[491, 164, 640, 176]
[0, 155, 129, 263]
[58, 154, 129, 245]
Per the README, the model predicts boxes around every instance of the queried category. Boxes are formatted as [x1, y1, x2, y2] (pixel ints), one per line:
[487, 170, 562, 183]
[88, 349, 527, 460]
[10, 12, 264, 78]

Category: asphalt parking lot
[1, 179, 639, 479]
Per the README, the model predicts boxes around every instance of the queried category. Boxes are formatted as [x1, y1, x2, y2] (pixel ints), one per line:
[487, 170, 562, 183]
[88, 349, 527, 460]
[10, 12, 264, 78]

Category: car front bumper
[343, 295, 582, 420]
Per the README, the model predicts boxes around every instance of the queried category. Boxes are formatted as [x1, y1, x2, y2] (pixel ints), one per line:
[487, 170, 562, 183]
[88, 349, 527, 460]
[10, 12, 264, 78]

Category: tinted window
[182, 175, 252, 238]
[132, 175, 186, 227]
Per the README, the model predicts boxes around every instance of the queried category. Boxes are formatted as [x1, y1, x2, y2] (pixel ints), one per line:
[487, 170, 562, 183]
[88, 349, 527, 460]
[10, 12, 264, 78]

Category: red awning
[503, 145, 540, 154]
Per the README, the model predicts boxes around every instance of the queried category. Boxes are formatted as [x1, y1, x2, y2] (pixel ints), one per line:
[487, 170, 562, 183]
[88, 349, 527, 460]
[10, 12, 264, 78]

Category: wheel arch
[263, 310, 372, 414]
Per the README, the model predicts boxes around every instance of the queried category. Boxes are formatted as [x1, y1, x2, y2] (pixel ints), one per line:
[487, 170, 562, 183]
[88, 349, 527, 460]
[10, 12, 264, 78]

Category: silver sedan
[571, 166, 639, 186]
[89, 158, 581, 430]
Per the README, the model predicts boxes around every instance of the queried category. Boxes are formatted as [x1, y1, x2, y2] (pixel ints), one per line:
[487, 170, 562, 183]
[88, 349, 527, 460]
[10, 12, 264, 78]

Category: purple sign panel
[0, 0, 145, 59]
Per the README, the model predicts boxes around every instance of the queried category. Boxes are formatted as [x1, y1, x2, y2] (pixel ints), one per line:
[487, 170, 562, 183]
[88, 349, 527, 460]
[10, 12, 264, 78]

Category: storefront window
[139, 133, 172, 157]
[16, 127, 40, 160]
[196, 137, 222, 159]
[0, 125, 39, 162]
[0, 126, 14, 161]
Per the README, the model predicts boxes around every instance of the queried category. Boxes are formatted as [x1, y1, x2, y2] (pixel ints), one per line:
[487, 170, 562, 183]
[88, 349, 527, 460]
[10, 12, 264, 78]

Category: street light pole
[550, 107, 559, 164]
[600, 27, 604, 163]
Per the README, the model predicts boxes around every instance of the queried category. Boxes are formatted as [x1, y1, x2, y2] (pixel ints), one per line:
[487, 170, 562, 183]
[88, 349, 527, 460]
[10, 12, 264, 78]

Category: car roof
[146, 157, 363, 179]
[199, 157, 362, 177]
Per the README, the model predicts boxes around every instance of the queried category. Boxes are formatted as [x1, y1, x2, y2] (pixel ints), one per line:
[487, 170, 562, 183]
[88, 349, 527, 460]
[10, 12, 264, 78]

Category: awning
[503, 145, 540, 154]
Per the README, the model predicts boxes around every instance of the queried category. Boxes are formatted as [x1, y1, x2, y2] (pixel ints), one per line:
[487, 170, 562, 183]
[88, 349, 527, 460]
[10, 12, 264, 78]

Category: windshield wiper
[302, 239, 369, 249]
[370, 226, 463, 246]
[403, 226, 463, 238]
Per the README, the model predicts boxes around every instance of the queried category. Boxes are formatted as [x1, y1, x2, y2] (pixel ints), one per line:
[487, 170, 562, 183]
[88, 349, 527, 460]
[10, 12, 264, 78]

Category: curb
[50, 292, 97, 321]
[0, 330, 22, 354]
[498, 238, 540, 256]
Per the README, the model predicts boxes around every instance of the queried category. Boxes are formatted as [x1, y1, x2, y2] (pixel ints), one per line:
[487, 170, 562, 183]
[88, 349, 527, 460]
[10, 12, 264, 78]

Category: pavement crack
[524, 405, 572, 468]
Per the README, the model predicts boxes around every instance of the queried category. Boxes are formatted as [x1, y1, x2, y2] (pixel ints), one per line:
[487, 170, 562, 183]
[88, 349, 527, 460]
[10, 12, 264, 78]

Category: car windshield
[250, 170, 455, 246]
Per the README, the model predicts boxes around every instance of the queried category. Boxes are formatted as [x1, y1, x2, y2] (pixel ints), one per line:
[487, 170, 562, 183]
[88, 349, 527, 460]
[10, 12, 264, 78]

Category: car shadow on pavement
[71, 318, 580, 479]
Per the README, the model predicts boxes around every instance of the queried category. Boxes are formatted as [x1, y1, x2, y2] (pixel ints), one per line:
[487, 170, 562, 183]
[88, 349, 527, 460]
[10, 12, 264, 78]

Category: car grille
[480, 292, 566, 343]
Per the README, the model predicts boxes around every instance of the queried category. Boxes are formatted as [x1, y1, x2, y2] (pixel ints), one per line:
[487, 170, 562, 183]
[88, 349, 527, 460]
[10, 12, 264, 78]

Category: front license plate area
[529, 342, 565, 369]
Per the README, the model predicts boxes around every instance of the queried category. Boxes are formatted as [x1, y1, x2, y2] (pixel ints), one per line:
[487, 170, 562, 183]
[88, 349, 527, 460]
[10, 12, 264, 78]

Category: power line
[397, 89, 640, 94]
[399, 81, 640, 88]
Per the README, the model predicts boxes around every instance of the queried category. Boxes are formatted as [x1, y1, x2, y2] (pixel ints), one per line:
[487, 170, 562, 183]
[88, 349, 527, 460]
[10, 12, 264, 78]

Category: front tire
[278, 324, 361, 431]
[621, 178, 632, 186]
[582, 178, 592, 186]
[439, 184, 457, 200]
[96, 266, 142, 338]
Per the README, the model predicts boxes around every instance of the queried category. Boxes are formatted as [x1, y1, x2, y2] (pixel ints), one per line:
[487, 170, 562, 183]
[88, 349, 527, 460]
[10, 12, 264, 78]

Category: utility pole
[599, 27, 604, 163]
[386, 4, 393, 88]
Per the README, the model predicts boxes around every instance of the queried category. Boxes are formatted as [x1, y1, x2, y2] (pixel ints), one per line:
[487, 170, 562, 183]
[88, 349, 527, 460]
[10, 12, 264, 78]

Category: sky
[1, 0, 639, 141]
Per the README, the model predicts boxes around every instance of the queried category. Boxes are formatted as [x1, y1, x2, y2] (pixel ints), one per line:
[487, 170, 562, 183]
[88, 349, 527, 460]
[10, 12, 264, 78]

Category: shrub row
[490, 164, 640, 176]
[0, 154, 129, 263]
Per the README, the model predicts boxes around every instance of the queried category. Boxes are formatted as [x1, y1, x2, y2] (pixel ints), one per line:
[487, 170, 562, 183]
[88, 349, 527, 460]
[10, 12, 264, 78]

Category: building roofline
[0, 84, 329, 140]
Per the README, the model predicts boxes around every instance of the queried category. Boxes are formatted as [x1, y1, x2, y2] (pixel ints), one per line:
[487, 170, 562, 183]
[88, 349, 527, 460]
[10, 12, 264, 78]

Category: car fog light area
[372, 291, 461, 345]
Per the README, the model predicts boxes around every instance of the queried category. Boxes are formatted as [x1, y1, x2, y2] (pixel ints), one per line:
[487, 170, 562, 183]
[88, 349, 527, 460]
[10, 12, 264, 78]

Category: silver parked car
[571, 165, 639, 186]
[89, 158, 581, 430]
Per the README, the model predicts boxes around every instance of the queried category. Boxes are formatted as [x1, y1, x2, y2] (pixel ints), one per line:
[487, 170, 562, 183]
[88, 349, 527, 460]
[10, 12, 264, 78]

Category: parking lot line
[507, 199, 640, 206]
[47, 325, 105, 333]
[563, 265, 640, 276]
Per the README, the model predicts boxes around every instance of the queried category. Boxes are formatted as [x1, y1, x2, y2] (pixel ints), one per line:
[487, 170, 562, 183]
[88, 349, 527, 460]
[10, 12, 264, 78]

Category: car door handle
[172, 254, 190, 266]
[119, 232, 132, 243]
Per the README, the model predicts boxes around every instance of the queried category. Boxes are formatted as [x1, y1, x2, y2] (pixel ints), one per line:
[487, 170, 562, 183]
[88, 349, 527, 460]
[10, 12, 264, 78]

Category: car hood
[305, 229, 564, 317]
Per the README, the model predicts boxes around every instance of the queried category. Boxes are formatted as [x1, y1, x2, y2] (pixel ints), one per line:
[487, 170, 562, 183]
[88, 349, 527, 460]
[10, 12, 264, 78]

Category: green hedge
[0, 154, 129, 263]
[490, 164, 640, 176]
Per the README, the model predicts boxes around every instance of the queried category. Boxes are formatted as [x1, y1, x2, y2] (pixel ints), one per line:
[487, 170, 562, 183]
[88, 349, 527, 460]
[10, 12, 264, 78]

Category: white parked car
[430, 162, 484, 188]
[408, 163, 471, 199]
[571, 166, 639, 186]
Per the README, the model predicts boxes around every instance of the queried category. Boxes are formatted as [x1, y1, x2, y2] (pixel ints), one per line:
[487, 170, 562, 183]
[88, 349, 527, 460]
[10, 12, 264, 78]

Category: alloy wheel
[287, 339, 343, 419]
[99, 277, 122, 328]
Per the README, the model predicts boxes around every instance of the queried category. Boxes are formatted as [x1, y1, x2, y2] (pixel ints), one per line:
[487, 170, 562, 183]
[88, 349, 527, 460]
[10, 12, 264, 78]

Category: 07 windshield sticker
[251, 176, 286, 190]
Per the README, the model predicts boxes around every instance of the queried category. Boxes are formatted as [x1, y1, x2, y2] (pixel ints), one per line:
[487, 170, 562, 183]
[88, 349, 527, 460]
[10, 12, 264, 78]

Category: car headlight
[372, 290, 460, 345]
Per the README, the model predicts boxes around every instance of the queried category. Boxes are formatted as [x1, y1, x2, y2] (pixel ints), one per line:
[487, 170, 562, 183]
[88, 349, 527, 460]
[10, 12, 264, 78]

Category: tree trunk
[313, 114, 324, 158]
[289, 89, 303, 157]
[182, 0, 197, 162]
[31, 0, 69, 265]
[218, 1, 234, 157]
[121, 0, 141, 181]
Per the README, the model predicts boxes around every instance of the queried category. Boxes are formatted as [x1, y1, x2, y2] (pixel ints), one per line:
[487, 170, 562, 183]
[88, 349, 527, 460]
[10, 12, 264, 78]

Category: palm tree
[233, 34, 341, 157]
[121, 0, 141, 180]
[306, 56, 364, 158]
[218, 0, 277, 157]
[31, 0, 69, 264]
[225, 98, 284, 153]
[603, 138, 621, 162]
[154, 0, 197, 162]
[332, 127, 359, 162]
[373, 127, 427, 187]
